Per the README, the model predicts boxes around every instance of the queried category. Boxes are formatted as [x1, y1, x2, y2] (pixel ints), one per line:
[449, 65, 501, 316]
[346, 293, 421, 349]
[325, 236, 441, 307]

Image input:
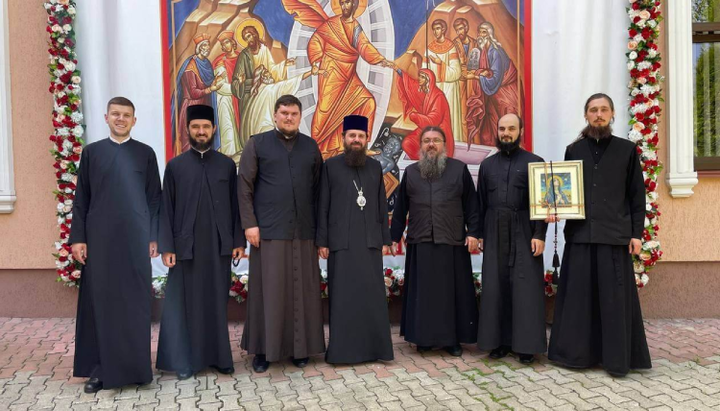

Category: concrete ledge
[2, 263, 719, 319]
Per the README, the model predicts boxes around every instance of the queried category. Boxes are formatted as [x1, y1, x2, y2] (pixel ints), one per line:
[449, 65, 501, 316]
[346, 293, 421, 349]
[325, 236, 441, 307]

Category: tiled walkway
[1, 318, 720, 410]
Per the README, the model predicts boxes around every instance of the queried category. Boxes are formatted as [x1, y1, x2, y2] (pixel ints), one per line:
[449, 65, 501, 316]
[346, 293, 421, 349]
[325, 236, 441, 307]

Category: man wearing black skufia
[156, 105, 246, 379]
[548, 93, 651, 377]
[317, 115, 394, 364]
[239, 95, 325, 373]
[476, 113, 547, 365]
[70, 97, 162, 393]
[391, 126, 480, 357]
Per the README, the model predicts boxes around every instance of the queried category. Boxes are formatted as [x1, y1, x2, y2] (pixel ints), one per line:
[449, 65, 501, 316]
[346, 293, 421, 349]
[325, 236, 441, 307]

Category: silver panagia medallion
[356, 190, 366, 210]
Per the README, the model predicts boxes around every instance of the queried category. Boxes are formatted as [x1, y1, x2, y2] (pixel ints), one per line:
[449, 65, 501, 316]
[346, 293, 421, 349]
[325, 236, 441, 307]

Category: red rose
[629, 29, 638, 37]
[632, 2, 640, 10]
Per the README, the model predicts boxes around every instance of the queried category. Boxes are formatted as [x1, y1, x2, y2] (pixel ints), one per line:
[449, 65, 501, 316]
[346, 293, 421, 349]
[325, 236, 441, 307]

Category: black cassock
[156, 149, 244, 374]
[69, 138, 161, 389]
[476, 148, 548, 355]
[316, 155, 393, 364]
[549, 135, 651, 376]
[391, 158, 480, 348]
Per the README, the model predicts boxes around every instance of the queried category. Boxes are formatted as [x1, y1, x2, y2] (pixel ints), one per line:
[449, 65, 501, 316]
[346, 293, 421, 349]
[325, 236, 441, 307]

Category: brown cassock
[238, 130, 326, 362]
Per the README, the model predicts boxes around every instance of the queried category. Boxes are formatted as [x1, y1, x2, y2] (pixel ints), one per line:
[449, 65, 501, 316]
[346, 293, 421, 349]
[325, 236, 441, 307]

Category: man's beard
[418, 149, 447, 180]
[581, 124, 613, 140]
[478, 36, 489, 49]
[344, 143, 367, 167]
[495, 136, 521, 153]
[190, 134, 214, 152]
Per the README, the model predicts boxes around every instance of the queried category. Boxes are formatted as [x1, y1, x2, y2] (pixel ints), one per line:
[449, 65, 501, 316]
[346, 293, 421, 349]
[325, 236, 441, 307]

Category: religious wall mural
[161, 0, 530, 208]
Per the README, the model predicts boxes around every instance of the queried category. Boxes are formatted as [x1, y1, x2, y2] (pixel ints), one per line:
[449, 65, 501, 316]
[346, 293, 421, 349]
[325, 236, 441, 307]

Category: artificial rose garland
[626, 0, 663, 288]
[46, 0, 84, 287]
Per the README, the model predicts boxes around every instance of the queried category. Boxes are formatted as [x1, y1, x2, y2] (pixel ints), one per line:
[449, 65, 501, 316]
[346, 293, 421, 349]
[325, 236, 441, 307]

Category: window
[693, 0, 720, 170]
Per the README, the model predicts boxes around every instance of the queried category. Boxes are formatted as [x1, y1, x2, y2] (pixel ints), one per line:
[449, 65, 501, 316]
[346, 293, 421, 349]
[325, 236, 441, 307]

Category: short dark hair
[584, 93, 615, 114]
[106, 96, 135, 114]
[241, 26, 260, 40]
[420, 126, 446, 142]
[432, 19, 447, 32]
[453, 18, 469, 29]
[274, 95, 302, 113]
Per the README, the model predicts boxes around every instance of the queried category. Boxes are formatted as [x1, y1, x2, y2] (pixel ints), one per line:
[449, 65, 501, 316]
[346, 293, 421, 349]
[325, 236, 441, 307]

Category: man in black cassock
[156, 105, 246, 379]
[70, 97, 161, 393]
[390, 126, 480, 357]
[548, 93, 651, 377]
[239, 95, 325, 373]
[476, 114, 547, 364]
[317, 115, 394, 364]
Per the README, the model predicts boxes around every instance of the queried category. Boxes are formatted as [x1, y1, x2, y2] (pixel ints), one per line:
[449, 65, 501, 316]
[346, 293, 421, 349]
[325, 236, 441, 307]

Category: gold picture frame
[528, 160, 585, 220]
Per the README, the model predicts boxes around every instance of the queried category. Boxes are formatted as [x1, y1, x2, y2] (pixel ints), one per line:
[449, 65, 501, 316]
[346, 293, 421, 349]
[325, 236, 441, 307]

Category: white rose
[648, 20, 657, 29]
[627, 61, 635, 70]
[65, 62, 75, 72]
[240, 274, 249, 284]
[64, 199, 73, 206]
[636, 20, 646, 29]
[637, 77, 647, 85]
[634, 34, 645, 43]
[71, 76, 81, 84]
[71, 112, 83, 122]
[57, 203, 65, 211]
[629, 51, 637, 60]
[72, 125, 84, 136]
[52, 24, 62, 32]
[62, 24, 72, 32]
[68, 6, 76, 15]
[73, 146, 82, 154]
[639, 10, 651, 20]
[628, 129, 643, 142]
[633, 260, 644, 274]
[640, 274, 649, 285]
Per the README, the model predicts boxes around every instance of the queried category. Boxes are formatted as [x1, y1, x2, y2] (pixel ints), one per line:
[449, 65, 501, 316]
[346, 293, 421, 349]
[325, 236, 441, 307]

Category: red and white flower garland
[46, 0, 83, 287]
[627, 0, 663, 288]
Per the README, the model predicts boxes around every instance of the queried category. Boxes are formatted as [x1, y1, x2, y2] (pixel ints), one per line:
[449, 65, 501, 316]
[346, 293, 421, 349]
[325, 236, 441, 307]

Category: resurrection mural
[161, 0, 531, 210]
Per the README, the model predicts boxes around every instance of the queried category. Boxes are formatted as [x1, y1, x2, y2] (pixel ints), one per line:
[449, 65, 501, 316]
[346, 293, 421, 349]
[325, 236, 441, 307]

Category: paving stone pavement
[1, 318, 720, 410]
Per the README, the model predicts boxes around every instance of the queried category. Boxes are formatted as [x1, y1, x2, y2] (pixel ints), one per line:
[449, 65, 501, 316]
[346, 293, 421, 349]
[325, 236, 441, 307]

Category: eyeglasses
[421, 138, 444, 145]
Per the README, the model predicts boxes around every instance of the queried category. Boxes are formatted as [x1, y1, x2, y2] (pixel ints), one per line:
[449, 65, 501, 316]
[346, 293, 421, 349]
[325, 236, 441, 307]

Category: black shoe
[83, 377, 103, 394]
[252, 355, 269, 373]
[176, 369, 193, 380]
[607, 370, 628, 378]
[489, 346, 511, 359]
[518, 354, 535, 364]
[444, 345, 463, 357]
[291, 357, 309, 368]
[417, 345, 432, 353]
[211, 365, 235, 375]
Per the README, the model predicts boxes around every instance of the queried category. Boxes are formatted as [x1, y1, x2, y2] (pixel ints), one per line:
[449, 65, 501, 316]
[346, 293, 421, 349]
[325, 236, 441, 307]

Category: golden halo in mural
[331, 0, 368, 18]
[235, 18, 266, 49]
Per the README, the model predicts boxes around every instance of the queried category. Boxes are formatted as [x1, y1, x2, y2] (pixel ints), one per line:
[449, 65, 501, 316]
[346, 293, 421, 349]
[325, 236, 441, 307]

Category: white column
[666, 0, 698, 198]
[0, 0, 16, 213]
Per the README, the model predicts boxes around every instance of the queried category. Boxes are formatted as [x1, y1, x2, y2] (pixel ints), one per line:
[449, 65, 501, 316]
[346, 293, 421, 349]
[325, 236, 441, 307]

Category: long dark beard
[581, 124, 613, 140]
[189, 134, 214, 152]
[495, 136, 521, 153]
[418, 150, 447, 180]
[344, 145, 367, 167]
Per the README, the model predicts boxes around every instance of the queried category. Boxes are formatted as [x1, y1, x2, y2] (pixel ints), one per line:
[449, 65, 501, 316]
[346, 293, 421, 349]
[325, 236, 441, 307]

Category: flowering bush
[627, 0, 663, 288]
[46, 0, 84, 287]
